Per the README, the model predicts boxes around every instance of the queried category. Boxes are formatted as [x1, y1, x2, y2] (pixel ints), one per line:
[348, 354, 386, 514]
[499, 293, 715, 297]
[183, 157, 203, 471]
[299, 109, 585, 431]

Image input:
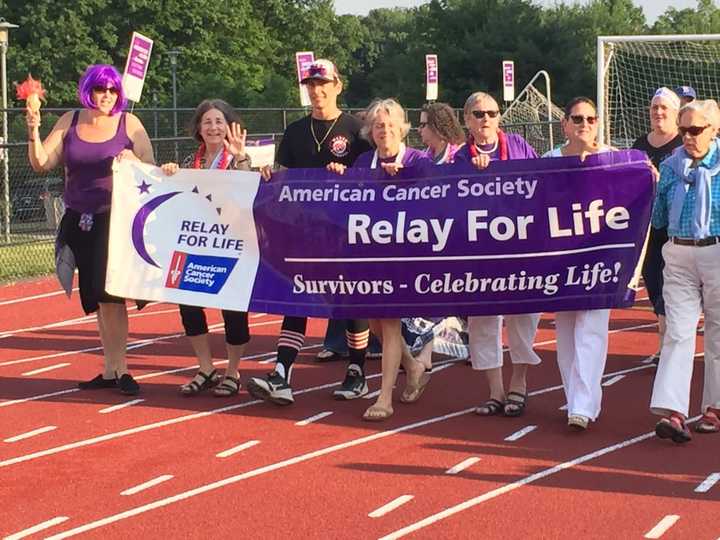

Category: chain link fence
[0, 106, 558, 283]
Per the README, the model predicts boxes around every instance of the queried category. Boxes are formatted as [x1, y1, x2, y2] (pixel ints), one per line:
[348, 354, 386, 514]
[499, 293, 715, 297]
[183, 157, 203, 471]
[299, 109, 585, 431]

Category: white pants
[650, 241, 720, 417]
[468, 314, 542, 370]
[555, 309, 610, 421]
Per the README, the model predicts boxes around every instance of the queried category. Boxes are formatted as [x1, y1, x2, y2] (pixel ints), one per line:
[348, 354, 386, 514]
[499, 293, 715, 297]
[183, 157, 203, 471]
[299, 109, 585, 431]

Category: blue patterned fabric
[652, 139, 720, 238]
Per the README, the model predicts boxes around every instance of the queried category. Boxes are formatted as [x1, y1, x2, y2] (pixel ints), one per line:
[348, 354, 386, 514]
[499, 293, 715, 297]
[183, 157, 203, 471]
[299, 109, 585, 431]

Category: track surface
[1, 276, 718, 540]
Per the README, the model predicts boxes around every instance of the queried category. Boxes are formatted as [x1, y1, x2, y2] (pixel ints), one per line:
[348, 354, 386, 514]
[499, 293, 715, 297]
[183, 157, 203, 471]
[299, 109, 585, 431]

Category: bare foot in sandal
[363, 403, 394, 421]
[180, 369, 220, 396]
[212, 375, 241, 397]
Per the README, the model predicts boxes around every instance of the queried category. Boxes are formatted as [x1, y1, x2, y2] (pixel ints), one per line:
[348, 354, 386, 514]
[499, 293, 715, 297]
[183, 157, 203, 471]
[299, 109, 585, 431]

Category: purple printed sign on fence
[426, 54, 438, 101]
[248, 151, 654, 318]
[295, 51, 315, 107]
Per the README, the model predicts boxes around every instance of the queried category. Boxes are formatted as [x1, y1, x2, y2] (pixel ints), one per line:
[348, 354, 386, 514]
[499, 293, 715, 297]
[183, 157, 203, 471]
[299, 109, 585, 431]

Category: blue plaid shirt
[651, 142, 720, 237]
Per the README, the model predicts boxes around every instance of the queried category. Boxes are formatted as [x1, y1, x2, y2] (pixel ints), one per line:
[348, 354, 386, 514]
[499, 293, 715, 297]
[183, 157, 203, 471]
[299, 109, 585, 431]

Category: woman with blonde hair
[327, 98, 432, 420]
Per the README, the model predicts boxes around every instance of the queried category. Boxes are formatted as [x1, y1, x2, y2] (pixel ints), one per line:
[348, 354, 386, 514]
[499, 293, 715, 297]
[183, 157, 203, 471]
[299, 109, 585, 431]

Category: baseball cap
[300, 59, 340, 84]
[674, 85, 697, 100]
[652, 87, 680, 109]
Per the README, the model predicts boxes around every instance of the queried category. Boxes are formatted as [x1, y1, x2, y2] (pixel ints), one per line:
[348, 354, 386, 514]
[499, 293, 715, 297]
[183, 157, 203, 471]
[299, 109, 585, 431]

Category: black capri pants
[179, 305, 250, 345]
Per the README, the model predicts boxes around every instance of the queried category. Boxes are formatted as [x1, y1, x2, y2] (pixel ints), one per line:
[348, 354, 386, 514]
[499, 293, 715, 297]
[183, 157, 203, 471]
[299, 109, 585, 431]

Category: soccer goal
[597, 34, 720, 147]
[501, 70, 564, 155]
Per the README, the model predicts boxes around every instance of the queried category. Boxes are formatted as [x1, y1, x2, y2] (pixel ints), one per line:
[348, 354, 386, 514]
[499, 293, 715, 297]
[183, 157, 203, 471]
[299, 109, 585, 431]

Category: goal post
[597, 34, 720, 147]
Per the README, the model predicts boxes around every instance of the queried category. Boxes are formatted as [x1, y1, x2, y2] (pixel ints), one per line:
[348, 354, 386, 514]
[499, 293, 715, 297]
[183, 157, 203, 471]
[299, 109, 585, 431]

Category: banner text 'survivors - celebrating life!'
[107, 152, 654, 317]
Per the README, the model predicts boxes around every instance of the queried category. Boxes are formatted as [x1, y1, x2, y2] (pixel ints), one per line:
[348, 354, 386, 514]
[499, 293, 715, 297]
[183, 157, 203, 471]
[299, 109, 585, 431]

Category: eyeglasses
[471, 110, 499, 119]
[569, 115, 597, 125]
[679, 124, 710, 137]
[92, 86, 118, 95]
[417, 122, 428, 129]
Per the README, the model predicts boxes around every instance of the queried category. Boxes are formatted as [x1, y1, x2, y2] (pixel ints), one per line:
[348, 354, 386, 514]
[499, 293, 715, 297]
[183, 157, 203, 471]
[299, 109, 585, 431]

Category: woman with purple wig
[26, 64, 154, 395]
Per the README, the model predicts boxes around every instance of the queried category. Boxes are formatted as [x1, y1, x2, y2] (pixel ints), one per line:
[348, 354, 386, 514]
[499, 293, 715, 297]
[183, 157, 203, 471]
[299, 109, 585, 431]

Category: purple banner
[248, 150, 654, 318]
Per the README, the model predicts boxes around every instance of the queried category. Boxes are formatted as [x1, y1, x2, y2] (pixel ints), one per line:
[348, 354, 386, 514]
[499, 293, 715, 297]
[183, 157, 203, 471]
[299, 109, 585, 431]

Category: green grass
[0, 241, 55, 283]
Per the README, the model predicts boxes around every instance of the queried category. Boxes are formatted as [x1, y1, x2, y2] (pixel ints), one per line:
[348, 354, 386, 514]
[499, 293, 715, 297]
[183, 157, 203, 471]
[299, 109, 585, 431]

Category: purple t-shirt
[353, 146, 431, 169]
[454, 133, 537, 163]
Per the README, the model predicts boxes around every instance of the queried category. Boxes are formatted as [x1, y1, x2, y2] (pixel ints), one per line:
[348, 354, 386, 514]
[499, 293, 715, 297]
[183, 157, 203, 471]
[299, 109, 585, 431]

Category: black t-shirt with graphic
[276, 112, 371, 169]
[631, 133, 683, 170]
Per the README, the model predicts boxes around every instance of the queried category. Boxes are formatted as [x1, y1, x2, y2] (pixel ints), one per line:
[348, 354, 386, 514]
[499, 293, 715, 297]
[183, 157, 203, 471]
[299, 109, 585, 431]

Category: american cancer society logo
[130, 176, 244, 296]
[164, 252, 238, 294]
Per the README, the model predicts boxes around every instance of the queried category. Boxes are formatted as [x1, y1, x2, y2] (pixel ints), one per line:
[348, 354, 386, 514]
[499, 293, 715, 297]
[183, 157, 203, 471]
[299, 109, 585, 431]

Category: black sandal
[475, 398, 504, 416]
[180, 369, 220, 396]
[504, 391, 528, 417]
[212, 375, 241, 397]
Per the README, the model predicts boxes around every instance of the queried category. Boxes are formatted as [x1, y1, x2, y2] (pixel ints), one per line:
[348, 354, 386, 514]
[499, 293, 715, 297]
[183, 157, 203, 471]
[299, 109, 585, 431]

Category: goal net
[501, 71, 564, 155]
[598, 34, 720, 147]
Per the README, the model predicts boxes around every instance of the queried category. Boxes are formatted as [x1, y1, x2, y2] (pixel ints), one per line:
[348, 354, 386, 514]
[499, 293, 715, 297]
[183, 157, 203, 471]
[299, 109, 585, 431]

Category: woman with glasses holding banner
[160, 99, 251, 397]
[455, 92, 542, 419]
[543, 97, 614, 431]
[25, 64, 154, 395]
[327, 98, 433, 421]
[650, 99, 720, 442]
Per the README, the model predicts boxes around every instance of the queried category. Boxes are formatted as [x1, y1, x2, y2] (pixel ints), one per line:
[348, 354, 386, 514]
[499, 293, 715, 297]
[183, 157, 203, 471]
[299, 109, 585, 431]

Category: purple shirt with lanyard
[353, 144, 431, 169]
[454, 133, 538, 162]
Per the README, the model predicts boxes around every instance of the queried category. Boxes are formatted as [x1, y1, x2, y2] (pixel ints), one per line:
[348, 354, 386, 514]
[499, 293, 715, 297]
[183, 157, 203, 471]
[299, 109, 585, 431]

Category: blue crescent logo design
[131, 191, 182, 267]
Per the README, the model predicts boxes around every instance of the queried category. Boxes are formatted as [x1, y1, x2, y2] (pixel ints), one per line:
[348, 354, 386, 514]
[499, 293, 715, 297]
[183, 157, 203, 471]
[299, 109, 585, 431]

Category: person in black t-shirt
[248, 59, 372, 405]
[632, 87, 683, 365]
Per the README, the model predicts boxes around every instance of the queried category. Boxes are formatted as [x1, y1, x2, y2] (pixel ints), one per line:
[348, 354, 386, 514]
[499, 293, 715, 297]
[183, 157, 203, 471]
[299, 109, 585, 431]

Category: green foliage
[0, 0, 717, 112]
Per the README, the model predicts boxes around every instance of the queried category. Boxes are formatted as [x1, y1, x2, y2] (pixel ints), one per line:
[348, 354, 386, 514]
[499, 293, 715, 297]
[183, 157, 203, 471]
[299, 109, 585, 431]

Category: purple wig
[77, 64, 127, 115]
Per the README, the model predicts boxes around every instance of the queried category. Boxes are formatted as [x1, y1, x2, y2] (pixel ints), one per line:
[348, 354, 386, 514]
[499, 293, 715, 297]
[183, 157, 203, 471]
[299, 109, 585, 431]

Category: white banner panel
[106, 161, 261, 311]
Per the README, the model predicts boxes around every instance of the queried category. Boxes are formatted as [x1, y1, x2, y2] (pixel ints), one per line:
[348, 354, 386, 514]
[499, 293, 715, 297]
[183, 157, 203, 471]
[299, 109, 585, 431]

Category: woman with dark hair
[418, 102, 465, 164]
[26, 64, 154, 395]
[543, 96, 614, 431]
[161, 99, 251, 397]
[455, 91, 542, 419]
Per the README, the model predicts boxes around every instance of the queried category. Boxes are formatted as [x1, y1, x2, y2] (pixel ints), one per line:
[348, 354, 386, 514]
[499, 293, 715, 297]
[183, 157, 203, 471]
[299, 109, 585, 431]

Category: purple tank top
[63, 111, 133, 213]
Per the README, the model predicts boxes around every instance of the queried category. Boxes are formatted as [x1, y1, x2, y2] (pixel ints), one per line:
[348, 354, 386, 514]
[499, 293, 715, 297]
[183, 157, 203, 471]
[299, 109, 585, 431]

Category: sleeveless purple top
[63, 111, 133, 213]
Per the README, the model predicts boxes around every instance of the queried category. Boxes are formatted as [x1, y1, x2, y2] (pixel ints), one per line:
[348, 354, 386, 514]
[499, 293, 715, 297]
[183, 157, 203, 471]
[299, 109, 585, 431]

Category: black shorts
[60, 209, 125, 314]
[179, 305, 250, 345]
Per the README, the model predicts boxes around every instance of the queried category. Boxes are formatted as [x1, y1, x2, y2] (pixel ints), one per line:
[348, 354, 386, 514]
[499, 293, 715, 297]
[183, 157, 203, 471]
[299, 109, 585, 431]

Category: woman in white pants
[454, 91, 542, 417]
[650, 99, 720, 443]
[543, 97, 614, 431]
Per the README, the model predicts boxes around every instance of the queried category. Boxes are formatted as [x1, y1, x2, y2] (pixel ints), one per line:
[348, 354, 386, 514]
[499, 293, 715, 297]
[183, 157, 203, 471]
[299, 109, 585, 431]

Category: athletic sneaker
[333, 364, 368, 400]
[246, 371, 294, 405]
[78, 374, 117, 390]
[118, 373, 140, 395]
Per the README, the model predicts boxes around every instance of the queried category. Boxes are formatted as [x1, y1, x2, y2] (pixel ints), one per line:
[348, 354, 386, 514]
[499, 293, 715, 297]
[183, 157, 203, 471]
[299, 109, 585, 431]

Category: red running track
[0, 276, 718, 540]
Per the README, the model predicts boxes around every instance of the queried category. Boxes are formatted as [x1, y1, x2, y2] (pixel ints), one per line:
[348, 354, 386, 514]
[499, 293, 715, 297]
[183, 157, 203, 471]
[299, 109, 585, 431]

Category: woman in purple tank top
[26, 64, 154, 395]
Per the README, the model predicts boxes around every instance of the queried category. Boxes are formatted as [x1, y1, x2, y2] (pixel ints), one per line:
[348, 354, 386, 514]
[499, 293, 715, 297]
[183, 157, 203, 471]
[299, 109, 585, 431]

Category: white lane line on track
[216, 440, 260, 458]
[258, 357, 277, 364]
[250, 313, 266, 318]
[295, 411, 333, 426]
[364, 389, 382, 400]
[368, 496, 414, 518]
[0, 331, 659, 467]
[3, 516, 69, 540]
[4, 425, 57, 443]
[378, 415, 699, 540]
[43, 408, 474, 540]
[99, 399, 145, 414]
[503, 425, 537, 442]
[0, 288, 78, 306]
[0, 302, 163, 339]
[644, 515, 680, 538]
[558, 404, 568, 411]
[602, 374, 626, 387]
[445, 457, 481, 475]
[120, 475, 174, 496]
[694, 472, 720, 493]
[0, 317, 282, 368]
[21, 363, 70, 376]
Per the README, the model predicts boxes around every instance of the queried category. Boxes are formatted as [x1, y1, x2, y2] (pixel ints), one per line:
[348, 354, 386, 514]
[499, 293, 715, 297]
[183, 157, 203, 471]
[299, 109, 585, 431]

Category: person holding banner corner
[25, 64, 154, 395]
[161, 99, 252, 397]
[249, 59, 373, 404]
[455, 91, 542, 418]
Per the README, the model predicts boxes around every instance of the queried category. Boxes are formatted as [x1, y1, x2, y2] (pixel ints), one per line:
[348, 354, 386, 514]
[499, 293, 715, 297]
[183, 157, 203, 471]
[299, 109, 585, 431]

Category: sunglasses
[471, 110, 499, 119]
[569, 115, 597, 125]
[92, 86, 118, 95]
[679, 124, 710, 137]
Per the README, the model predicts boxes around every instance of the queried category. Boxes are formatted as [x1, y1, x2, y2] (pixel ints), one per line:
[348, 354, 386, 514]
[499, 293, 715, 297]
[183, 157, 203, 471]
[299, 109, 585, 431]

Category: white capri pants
[651, 241, 720, 417]
[468, 314, 542, 370]
[555, 309, 610, 421]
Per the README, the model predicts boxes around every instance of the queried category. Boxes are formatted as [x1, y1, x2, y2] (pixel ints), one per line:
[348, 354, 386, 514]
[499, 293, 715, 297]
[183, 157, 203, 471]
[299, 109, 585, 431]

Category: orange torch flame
[16, 74, 46, 113]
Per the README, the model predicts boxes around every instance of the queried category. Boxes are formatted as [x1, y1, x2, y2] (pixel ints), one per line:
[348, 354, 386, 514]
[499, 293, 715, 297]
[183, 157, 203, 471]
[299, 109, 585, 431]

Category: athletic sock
[346, 328, 369, 372]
